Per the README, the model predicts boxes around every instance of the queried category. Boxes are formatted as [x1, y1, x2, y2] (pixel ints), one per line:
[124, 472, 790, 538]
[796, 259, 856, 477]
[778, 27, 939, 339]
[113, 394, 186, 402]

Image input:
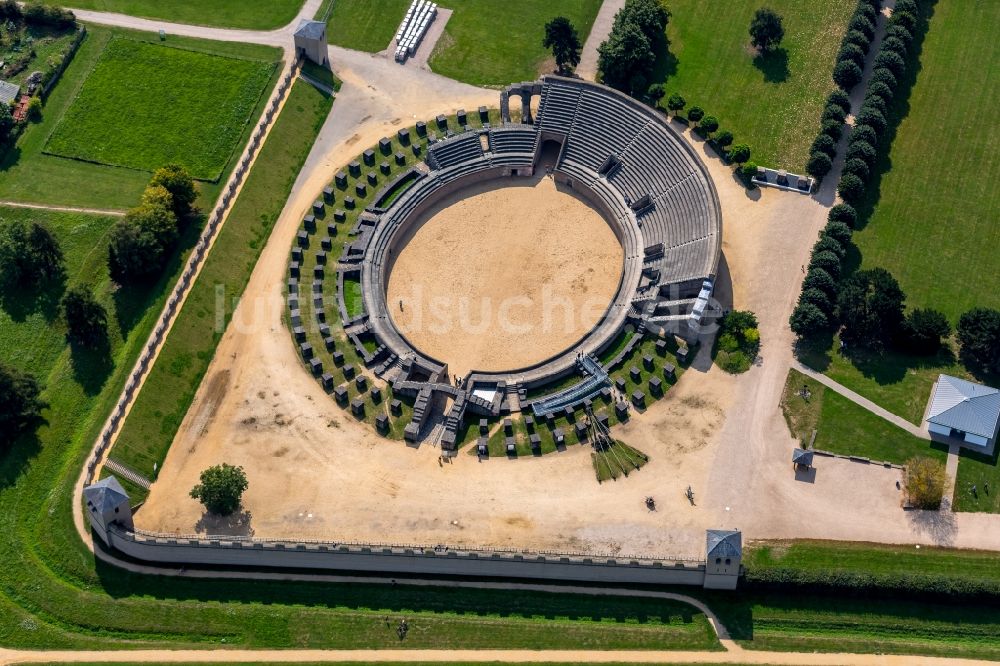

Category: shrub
[714, 130, 734, 148]
[0, 363, 42, 442]
[749, 7, 784, 52]
[718, 332, 740, 353]
[856, 107, 887, 135]
[740, 161, 758, 178]
[700, 115, 719, 135]
[27, 97, 42, 122]
[874, 49, 906, 78]
[722, 309, 759, 332]
[880, 36, 908, 57]
[822, 103, 847, 124]
[848, 14, 875, 40]
[822, 221, 853, 247]
[870, 67, 898, 90]
[837, 172, 866, 204]
[846, 140, 877, 168]
[687, 105, 705, 124]
[719, 350, 751, 374]
[905, 457, 946, 510]
[842, 29, 870, 51]
[805, 151, 832, 179]
[716, 310, 760, 374]
[828, 203, 857, 227]
[666, 92, 686, 115]
[837, 42, 867, 68]
[809, 250, 842, 279]
[813, 235, 845, 259]
[842, 157, 870, 182]
[802, 267, 837, 297]
[820, 118, 843, 142]
[826, 88, 852, 114]
[810, 133, 837, 158]
[832, 59, 863, 90]
[867, 81, 895, 105]
[647, 82, 666, 105]
[851, 124, 878, 147]
[800, 287, 833, 316]
[957, 307, 1000, 374]
[729, 143, 751, 164]
[190, 463, 249, 516]
[790, 302, 829, 337]
[838, 267, 906, 348]
[900, 308, 951, 355]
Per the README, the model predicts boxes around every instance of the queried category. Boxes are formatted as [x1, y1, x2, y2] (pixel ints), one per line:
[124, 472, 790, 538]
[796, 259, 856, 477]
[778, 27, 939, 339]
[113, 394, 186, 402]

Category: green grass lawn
[429, 0, 603, 86]
[780, 369, 946, 465]
[66, 0, 304, 29]
[849, 1, 1000, 323]
[45, 37, 275, 181]
[0, 27, 281, 209]
[953, 444, 1000, 513]
[659, 0, 855, 170]
[108, 80, 333, 477]
[323, 0, 411, 52]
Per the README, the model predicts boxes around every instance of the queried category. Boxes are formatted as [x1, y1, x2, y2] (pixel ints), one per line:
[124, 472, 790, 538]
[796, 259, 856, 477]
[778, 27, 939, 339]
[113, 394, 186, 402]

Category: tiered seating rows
[427, 132, 483, 168]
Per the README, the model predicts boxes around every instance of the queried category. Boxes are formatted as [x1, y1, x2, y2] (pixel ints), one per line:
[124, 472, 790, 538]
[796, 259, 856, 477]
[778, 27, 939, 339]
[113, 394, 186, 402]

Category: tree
[826, 88, 852, 114]
[0, 219, 64, 287]
[0, 103, 13, 144]
[27, 97, 42, 122]
[598, 20, 655, 95]
[823, 220, 853, 246]
[848, 14, 875, 40]
[802, 267, 837, 297]
[828, 203, 857, 227]
[61, 286, 107, 348]
[790, 302, 829, 337]
[699, 115, 719, 136]
[874, 50, 906, 78]
[0, 363, 42, 442]
[842, 157, 870, 182]
[899, 308, 951, 355]
[543, 16, 583, 75]
[838, 42, 866, 67]
[856, 107, 887, 135]
[190, 463, 248, 516]
[728, 143, 751, 164]
[833, 59, 863, 90]
[880, 36, 908, 57]
[837, 173, 865, 204]
[809, 250, 842, 279]
[149, 164, 198, 220]
[749, 8, 784, 52]
[842, 29, 870, 51]
[838, 267, 906, 348]
[810, 133, 837, 158]
[904, 457, 946, 510]
[715, 130, 734, 149]
[813, 235, 845, 259]
[800, 287, 833, 316]
[666, 92, 686, 116]
[851, 124, 878, 147]
[806, 151, 832, 179]
[822, 103, 847, 124]
[885, 25, 913, 47]
[107, 219, 165, 284]
[867, 81, 895, 105]
[890, 10, 917, 33]
[687, 105, 704, 125]
[617, 0, 671, 51]
[957, 307, 1000, 374]
[722, 309, 759, 333]
[821, 118, 843, 142]
[126, 199, 178, 249]
[869, 67, 898, 90]
[647, 82, 666, 106]
[846, 140, 877, 168]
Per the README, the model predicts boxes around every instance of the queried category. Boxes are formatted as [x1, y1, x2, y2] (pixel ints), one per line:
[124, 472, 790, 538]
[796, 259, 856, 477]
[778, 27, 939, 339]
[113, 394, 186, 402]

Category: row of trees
[108, 164, 197, 284]
[0, 0, 76, 29]
[597, 0, 671, 97]
[651, 92, 755, 176]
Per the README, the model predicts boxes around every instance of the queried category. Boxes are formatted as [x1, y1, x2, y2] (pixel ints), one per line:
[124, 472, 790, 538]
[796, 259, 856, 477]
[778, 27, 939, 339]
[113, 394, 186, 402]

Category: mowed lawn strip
[429, 0, 603, 86]
[66, 0, 304, 30]
[109, 80, 333, 476]
[660, 0, 854, 169]
[323, 0, 411, 52]
[851, 0, 1000, 322]
[0, 27, 281, 210]
[45, 37, 275, 180]
[780, 369, 945, 465]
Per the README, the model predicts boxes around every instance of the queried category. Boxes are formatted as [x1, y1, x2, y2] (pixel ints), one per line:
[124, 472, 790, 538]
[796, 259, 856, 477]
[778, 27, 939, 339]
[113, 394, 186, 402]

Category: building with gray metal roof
[926, 374, 1000, 448]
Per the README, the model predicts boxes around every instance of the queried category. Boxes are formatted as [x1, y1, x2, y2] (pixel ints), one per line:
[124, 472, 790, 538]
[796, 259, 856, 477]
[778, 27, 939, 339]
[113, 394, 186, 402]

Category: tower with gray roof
[703, 529, 741, 589]
[293, 19, 329, 66]
[83, 476, 133, 544]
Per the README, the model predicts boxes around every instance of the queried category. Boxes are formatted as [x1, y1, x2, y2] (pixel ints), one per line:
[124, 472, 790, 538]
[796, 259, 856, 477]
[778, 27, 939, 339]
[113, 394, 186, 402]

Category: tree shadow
[837, 343, 957, 387]
[0, 418, 45, 490]
[0, 272, 66, 323]
[752, 47, 789, 83]
[793, 329, 836, 371]
[69, 336, 114, 397]
[650, 37, 679, 84]
[906, 508, 957, 547]
[194, 509, 254, 537]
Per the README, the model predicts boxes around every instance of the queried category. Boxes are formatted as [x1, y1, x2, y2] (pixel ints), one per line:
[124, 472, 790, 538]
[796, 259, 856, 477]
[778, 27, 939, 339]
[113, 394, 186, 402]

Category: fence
[84, 56, 305, 487]
[41, 25, 87, 100]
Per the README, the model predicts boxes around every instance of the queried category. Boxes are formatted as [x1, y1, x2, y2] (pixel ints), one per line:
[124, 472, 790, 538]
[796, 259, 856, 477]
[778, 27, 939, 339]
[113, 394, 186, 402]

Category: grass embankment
[0, 26, 281, 209]
[660, 0, 855, 169]
[66, 0, 304, 30]
[45, 37, 275, 180]
[429, 0, 602, 86]
[109, 80, 333, 479]
[780, 369, 945, 465]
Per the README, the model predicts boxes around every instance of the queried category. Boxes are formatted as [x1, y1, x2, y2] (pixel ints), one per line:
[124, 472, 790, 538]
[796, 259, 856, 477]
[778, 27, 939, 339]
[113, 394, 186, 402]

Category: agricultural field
[0, 27, 282, 210]
[107, 79, 334, 479]
[780, 369, 946, 465]
[45, 37, 275, 181]
[64, 0, 305, 30]
[849, 0, 1000, 323]
[660, 0, 855, 169]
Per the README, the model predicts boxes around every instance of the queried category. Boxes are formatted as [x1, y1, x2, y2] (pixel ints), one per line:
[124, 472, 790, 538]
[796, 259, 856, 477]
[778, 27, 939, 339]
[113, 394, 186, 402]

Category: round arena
[289, 75, 722, 451]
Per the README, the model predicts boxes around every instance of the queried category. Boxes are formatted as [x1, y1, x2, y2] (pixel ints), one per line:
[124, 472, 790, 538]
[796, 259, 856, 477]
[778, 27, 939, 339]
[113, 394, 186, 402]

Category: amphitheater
[291, 75, 722, 451]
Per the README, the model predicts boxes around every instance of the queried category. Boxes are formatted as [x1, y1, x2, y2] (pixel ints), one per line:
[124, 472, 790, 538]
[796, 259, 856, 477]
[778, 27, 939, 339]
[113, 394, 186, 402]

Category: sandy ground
[387, 174, 622, 376]
[133, 22, 1000, 555]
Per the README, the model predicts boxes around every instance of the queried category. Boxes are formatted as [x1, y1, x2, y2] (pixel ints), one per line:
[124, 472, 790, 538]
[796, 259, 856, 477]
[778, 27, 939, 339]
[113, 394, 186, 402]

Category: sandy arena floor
[386, 175, 622, 376]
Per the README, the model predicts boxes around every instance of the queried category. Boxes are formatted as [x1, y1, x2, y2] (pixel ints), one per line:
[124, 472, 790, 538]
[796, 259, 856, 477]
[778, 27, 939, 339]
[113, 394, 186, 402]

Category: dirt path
[576, 0, 625, 81]
[0, 200, 126, 216]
